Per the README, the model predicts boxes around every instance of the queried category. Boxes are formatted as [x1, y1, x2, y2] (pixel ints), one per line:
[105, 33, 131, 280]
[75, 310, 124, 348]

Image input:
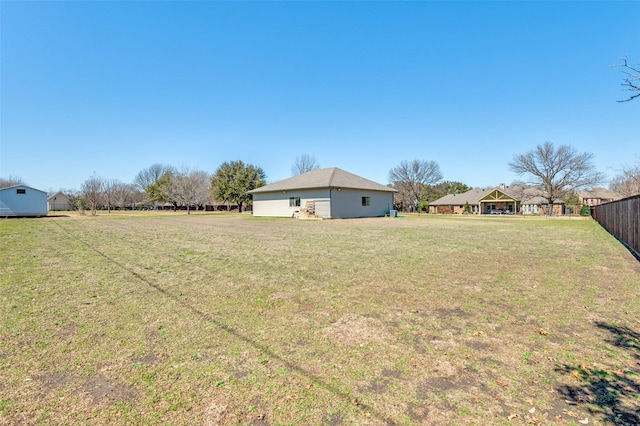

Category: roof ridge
[327, 167, 339, 187]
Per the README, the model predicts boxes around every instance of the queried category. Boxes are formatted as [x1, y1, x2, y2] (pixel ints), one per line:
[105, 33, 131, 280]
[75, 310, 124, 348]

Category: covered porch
[479, 189, 519, 215]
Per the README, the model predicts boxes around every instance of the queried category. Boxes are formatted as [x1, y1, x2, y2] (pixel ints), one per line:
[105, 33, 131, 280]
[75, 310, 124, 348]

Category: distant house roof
[248, 167, 396, 194]
[430, 185, 564, 205]
[47, 191, 68, 201]
[429, 188, 492, 206]
[578, 188, 620, 201]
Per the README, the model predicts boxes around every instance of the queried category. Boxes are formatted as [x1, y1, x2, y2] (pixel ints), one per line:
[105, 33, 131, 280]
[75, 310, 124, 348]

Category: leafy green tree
[580, 205, 591, 216]
[211, 160, 266, 211]
[418, 198, 429, 214]
[564, 191, 580, 206]
[134, 164, 175, 207]
[463, 201, 472, 214]
[147, 172, 173, 207]
[75, 196, 87, 215]
[423, 181, 472, 203]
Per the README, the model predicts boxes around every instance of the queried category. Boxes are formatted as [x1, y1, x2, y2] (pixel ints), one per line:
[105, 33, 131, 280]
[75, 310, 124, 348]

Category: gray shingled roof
[430, 185, 563, 205]
[248, 167, 396, 194]
[428, 188, 492, 205]
[578, 187, 620, 200]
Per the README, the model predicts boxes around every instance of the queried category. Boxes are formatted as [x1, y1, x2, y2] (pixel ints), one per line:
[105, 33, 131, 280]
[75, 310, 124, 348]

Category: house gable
[479, 189, 517, 203]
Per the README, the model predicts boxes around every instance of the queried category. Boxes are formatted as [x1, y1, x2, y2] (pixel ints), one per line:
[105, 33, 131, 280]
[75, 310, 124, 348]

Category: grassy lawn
[1, 212, 639, 425]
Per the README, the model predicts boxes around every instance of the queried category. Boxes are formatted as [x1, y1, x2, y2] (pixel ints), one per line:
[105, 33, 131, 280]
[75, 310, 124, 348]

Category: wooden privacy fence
[593, 195, 640, 259]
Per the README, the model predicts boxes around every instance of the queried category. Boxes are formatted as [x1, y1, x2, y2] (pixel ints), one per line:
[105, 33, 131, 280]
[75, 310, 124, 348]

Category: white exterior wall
[0, 186, 48, 217]
[252, 188, 394, 218]
[252, 189, 331, 217]
[48, 193, 73, 211]
[330, 188, 394, 218]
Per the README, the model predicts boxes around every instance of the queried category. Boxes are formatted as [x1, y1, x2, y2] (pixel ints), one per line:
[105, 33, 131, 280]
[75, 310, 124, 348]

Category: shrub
[580, 204, 591, 216]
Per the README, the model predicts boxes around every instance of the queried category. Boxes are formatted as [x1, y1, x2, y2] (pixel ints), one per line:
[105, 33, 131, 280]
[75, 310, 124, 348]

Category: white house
[48, 191, 74, 211]
[248, 167, 396, 219]
[0, 185, 48, 217]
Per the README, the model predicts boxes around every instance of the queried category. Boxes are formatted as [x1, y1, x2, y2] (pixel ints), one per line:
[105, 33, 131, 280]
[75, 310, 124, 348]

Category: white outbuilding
[248, 167, 396, 219]
[0, 185, 48, 217]
[48, 191, 74, 211]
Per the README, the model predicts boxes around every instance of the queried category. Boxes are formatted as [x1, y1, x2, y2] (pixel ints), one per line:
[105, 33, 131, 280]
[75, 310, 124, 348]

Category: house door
[315, 200, 330, 218]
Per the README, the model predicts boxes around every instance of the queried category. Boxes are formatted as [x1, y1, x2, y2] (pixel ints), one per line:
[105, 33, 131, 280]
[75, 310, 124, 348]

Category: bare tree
[106, 180, 135, 211]
[81, 174, 105, 216]
[102, 179, 119, 213]
[509, 142, 604, 214]
[134, 164, 172, 190]
[134, 164, 175, 208]
[389, 160, 443, 212]
[291, 154, 320, 176]
[0, 175, 25, 188]
[610, 163, 640, 197]
[616, 56, 640, 102]
[164, 167, 211, 214]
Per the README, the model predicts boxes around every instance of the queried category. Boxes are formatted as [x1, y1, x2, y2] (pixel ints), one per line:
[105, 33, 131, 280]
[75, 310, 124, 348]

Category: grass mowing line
[49, 218, 389, 423]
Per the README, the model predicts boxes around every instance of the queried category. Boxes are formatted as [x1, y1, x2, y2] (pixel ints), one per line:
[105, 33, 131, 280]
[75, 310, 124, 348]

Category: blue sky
[1, 1, 638, 192]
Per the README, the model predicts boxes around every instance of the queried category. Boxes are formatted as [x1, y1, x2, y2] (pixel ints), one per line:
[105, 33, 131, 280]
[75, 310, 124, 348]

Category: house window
[16, 189, 26, 194]
[362, 196, 371, 207]
[289, 197, 300, 207]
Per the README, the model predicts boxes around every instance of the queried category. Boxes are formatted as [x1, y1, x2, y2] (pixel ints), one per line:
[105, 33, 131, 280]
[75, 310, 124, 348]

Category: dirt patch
[381, 368, 402, 379]
[131, 353, 160, 366]
[406, 401, 430, 422]
[357, 377, 389, 394]
[324, 412, 344, 425]
[37, 372, 138, 405]
[203, 397, 230, 426]
[432, 359, 457, 377]
[323, 314, 390, 346]
[78, 375, 138, 404]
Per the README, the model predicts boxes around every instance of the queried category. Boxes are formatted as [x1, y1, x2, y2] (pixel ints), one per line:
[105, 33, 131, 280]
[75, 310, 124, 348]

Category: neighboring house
[248, 167, 397, 218]
[578, 188, 620, 206]
[427, 188, 487, 214]
[430, 184, 564, 215]
[0, 185, 48, 217]
[48, 191, 74, 211]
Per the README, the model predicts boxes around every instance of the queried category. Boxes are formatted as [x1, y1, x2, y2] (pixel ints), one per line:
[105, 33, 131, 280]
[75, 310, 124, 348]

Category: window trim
[361, 196, 371, 207]
[289, 197, 301, 208]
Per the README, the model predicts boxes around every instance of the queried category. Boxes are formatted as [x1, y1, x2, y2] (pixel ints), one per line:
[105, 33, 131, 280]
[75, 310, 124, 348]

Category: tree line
[2, 144, 639, 215]
[74, 161, 268, 216]
[388, 142, 639, 213]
